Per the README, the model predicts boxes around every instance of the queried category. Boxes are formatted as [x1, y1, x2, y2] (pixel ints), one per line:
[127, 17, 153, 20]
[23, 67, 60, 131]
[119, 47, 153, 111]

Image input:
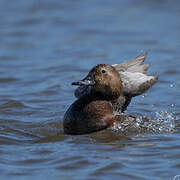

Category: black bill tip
[72, 81, 82, 86]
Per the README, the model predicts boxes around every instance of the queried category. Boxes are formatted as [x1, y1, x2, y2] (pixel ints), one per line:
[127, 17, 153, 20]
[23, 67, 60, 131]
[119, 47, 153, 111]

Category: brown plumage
[63, 52, 158, 135]
[63, 64, 123, 135]
[63, 94, 116, 135]
[74, 52, 158, 111]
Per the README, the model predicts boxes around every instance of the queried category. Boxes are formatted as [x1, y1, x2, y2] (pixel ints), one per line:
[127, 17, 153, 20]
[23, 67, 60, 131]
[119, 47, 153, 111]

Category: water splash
[112, 110, 176, 134]
[137, 110, 176, 133]
[154, 110, 176, 132]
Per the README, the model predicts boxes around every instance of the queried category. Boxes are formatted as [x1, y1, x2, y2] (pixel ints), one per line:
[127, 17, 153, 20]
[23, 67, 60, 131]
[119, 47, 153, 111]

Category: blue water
[0, 0, 180, 179]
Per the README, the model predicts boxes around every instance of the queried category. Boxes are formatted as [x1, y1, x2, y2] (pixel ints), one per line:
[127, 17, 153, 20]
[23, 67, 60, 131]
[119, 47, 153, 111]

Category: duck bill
[72, 75, 96, 86]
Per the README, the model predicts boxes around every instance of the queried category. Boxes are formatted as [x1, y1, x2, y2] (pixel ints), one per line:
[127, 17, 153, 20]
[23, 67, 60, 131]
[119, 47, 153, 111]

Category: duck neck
[90, 88, 121, 102]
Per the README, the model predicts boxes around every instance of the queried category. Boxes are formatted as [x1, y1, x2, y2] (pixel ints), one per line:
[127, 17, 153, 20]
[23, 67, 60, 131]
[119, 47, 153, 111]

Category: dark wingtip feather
[135, 51, 149, 64]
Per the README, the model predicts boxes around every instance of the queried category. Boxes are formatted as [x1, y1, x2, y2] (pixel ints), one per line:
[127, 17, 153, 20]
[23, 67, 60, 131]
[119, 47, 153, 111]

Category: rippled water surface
[0, 0, 180, 179]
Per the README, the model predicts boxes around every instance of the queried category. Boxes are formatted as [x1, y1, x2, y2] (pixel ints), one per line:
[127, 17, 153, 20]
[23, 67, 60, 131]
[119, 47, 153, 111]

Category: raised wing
[112, 52, 158, 97]
[74, 52, 158, 99]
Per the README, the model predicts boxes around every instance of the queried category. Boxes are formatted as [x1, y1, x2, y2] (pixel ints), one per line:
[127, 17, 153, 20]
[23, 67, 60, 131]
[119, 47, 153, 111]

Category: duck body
[63, 64, 122, 135]
[63, 93, 116, 135]
[63, 52, 158, 135]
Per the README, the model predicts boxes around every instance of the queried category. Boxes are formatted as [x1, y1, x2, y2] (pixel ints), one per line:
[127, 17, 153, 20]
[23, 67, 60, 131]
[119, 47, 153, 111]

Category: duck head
[72, 64, 123, 99]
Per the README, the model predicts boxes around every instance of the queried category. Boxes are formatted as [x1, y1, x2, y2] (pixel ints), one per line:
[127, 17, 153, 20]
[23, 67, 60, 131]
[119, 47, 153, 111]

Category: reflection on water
[0, 0, 180, 179]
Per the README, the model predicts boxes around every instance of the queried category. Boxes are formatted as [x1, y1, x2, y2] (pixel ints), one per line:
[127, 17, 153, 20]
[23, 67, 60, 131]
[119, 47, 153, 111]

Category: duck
[63, 52, 158, 135]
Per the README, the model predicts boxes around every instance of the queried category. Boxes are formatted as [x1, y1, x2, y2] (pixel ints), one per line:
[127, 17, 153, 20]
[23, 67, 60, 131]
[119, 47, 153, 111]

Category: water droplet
[142, 93, 147, 98]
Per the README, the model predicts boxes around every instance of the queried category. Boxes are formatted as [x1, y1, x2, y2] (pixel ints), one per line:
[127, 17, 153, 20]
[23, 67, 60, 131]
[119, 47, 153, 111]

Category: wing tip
[135, 51, 149, 63]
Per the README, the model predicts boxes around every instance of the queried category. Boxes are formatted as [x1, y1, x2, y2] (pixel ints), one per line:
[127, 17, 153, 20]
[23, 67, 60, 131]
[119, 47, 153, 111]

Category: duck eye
[101, 69, 106, 73]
